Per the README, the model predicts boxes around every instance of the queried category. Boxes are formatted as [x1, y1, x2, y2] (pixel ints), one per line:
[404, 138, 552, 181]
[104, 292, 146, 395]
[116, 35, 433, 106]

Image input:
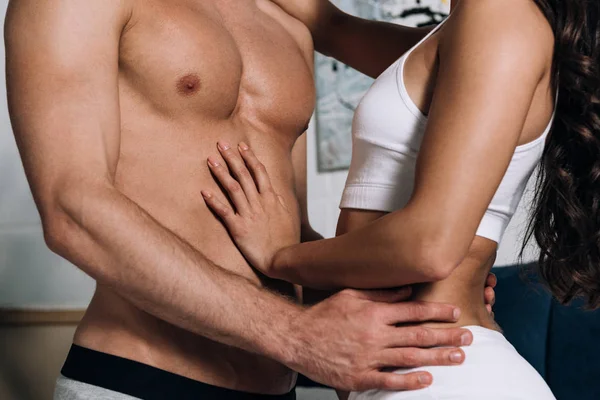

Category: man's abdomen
[75, 148, 299, 393]
[79, 0, 315, 391]
[74, 118, 300, 394]
[75, 286, 297, 394]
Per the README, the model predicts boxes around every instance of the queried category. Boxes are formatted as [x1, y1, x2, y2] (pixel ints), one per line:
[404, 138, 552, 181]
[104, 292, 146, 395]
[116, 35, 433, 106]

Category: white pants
[350, 326, 556, 400]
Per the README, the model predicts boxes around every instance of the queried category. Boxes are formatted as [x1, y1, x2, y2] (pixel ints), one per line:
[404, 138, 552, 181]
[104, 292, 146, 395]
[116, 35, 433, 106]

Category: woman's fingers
[217, 142, 261, 206]
[201, 191, 236, 223]
[207, 156, 251, 215]
[238, 142, 274, 195]
[207, 140, 280, 214]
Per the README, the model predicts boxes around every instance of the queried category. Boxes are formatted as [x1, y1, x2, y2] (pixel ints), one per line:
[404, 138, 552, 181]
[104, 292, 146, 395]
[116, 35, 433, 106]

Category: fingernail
[218, 141, 230, 151]
[201, 191, 212, 199]
[453, 308, 461, 320]
[461, 332, 472, 346]
[208, 157, 220, 167]
[418, 374, 432, 385]
[239, 142, 249, 151]
[450, 351, 463, 363]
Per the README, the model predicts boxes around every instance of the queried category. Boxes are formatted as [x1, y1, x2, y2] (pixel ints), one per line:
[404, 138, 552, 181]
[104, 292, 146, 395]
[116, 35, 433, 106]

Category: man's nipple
[176, 74, 201, 96]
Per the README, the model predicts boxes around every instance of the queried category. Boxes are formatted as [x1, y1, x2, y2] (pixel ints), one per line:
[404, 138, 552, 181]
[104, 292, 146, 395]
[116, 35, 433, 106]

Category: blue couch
[493, 264, 600, 400]
[297, 264, 600, 399]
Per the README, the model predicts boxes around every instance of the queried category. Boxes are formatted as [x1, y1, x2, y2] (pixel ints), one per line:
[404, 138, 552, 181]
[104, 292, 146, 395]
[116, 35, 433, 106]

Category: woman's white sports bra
[339, 19, 556, 243]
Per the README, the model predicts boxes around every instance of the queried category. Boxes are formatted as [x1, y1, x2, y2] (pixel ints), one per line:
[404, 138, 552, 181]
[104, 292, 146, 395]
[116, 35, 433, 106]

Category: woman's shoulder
[435, 0, 555, 82]
[441, 0, 554, 69]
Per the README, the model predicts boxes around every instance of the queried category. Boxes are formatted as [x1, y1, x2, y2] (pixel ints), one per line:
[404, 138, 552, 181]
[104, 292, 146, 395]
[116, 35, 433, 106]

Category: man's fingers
[343, 287, 412, 303]
[484, 286, 496, 307]
[379, 347, 466, 369]
[484, 273, 496, 313]
[363, 371, 432, 392]
[386, 326, 472, 348]
[207, 157, 251, 215]
[201, 191, 236, 222]
[384, 301, 461, 325]
[217, 142, 261, 205]
[238, 142, 274, 194]
[486, 273, 497, 288]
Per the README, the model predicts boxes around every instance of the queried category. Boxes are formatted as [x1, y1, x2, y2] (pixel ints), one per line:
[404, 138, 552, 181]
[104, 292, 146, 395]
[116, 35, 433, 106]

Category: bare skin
[318, 0, 555, 330]
[3, 0, 489, 394]
[202, 0, 555, 381]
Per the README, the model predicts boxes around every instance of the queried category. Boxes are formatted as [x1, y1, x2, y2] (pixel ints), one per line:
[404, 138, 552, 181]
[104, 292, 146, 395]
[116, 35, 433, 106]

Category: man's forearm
[47, 183, 301, 363]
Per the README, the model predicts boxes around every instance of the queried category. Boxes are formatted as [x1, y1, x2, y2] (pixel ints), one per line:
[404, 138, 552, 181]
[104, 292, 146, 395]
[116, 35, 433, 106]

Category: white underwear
[349, 326, 556, 400]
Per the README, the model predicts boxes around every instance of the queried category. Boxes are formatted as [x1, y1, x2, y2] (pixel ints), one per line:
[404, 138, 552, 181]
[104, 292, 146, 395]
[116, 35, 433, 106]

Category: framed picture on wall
[315, 0, 450, 172]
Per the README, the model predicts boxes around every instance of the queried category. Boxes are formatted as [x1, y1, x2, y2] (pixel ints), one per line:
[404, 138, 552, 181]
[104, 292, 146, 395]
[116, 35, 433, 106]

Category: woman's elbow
[422, 256, 459, 281]
[410, 237, 467, 282]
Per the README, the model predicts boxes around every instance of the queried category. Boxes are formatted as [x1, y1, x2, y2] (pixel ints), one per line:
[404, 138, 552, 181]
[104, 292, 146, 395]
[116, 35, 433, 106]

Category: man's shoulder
[260, 0, 314, 58]
[6, 0, 133, 33]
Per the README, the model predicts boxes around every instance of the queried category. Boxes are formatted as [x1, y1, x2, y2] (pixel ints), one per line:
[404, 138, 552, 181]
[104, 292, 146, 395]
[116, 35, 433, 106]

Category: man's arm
[269, 0, 432, 78]
[6, 0, 472, 392]
[4, 0, 300, 361]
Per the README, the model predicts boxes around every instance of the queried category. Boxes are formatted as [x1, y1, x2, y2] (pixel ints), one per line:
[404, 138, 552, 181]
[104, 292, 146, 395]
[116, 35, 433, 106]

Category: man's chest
[119, 0, 315, 135]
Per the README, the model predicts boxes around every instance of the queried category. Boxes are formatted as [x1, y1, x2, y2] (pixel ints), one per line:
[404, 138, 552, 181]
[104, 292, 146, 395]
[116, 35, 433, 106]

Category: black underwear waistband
[61, 344, 296, 400]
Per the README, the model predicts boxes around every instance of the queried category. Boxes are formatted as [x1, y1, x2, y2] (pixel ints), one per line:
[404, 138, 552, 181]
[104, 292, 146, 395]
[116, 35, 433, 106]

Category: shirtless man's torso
[80, 0, 313, 393]
[11, 0, 313, 393]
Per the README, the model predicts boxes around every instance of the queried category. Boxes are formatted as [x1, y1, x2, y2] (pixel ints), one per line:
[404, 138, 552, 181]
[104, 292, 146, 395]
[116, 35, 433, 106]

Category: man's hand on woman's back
[284, 287, 473, 392]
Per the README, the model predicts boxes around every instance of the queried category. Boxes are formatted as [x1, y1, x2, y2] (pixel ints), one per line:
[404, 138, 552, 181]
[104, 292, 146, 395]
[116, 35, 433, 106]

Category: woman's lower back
[337, 209, 556, 399]
[337, 209, 498, 329]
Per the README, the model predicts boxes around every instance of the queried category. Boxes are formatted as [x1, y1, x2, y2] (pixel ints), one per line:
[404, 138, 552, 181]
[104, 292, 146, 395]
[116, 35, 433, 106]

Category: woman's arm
[203, 1, 551, 289]
[269, 0, 430, 78]
[273, 2, 549, 289]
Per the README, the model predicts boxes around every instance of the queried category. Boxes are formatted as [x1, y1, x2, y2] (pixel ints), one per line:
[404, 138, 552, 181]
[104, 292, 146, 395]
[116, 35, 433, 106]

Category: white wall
[305, 122, 349, 239]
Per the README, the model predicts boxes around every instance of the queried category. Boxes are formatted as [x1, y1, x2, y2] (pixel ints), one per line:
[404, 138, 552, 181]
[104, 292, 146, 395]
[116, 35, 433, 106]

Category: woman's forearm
[271, 209, 462, 290]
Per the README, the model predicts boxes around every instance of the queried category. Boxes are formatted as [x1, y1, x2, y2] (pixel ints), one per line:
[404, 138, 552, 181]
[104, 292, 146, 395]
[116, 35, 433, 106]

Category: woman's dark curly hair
[522, 0, 600, 309]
